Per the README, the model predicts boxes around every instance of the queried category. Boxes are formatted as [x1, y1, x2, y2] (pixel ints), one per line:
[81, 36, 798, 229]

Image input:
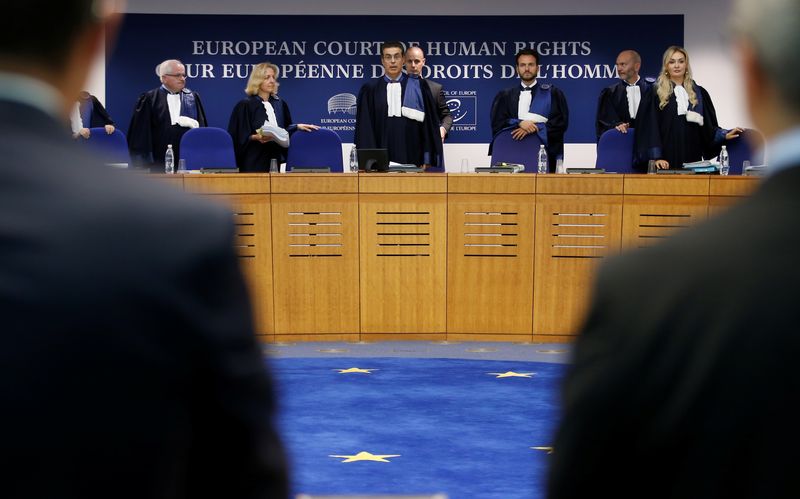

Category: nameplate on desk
[200, 167, 239, 173]
[656, 169, 696, 175]
[291, 166, 331, 173]
[475, 166, 516, 174]
[388, 165, 424, 173]
[566, 168, 604, 174]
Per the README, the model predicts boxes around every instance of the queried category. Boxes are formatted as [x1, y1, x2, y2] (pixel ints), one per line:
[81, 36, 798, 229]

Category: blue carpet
[272, 357, 565, 499]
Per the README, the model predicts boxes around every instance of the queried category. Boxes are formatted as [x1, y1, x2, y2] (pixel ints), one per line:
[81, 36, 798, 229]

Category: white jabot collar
[674, 85, 689, 116]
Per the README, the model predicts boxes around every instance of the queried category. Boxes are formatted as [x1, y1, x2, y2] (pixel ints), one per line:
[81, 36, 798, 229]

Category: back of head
[0, 0, 97, 70]
[732, 0, 800, 116]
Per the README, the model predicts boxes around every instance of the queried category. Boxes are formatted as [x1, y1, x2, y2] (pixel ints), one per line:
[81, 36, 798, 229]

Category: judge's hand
[440, 126, 446, 142]
[79, 128, 91, 139]
[251, 133, 272, 144]
[655, 159, 670, 169]
[297, 123, 320, 132]
[511, 127, 528, 140]
[615, 123, 630, 133]
[519, 120, 538, 134]
[725, 127, 744, 140]
[104, 124, 115, 135]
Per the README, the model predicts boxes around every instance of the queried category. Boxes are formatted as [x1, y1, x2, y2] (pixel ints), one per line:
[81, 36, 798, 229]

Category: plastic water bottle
[719, 145, 730, 176]
[164, 144, 175, 174]
[537, 145, 548, 174]
[349, 145, 359, 173]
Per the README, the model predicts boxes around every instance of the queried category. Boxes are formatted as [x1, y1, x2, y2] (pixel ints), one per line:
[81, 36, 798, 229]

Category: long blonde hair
[656, 46, 697, 110]
[245, 62, 280, 97]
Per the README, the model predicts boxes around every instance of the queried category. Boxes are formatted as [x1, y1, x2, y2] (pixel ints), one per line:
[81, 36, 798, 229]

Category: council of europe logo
[327, 93, 357, 115]
[446, 95, 477, 126]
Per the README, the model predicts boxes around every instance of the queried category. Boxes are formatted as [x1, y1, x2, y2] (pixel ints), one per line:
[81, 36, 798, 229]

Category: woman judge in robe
[227, 62, 318, 172]
[636, 46, 743, 170]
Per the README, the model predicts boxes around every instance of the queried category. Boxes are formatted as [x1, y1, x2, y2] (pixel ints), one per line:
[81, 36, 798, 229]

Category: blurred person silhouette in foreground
[549, 1, 800, 498]
[0, 1, 288, 497]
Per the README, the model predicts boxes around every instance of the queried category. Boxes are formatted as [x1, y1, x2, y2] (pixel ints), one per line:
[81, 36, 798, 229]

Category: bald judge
[127, 59, 208, 171]
[595, 49, 654, 140]
[354, 41, 444, 169]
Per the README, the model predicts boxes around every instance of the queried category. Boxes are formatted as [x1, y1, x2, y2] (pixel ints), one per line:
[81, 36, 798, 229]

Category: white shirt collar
[0, 71, 63, 119]
[765, 126, 800, 176]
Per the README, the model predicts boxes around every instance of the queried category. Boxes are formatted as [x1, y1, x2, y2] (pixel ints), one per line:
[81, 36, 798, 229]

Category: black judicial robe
[354, 76, 444, 168]
[489, 83, 569, 172]
[595, 78, 653, 140]
[227, 95, 296, 173]
[78, 92, 115, 128]
[635, 83, 725, 171]
[127, 87, 207, 171]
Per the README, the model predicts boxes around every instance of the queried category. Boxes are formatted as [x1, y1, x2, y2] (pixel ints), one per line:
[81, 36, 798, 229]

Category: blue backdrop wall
[107, 14, 682, 144]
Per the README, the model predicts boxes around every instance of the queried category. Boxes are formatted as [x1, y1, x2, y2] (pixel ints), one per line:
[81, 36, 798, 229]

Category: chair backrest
[489, 129, 544, 171]
[179, 127, 237, 169]
[596, 128, 636, 173]
[726, 128, 765, 175]
[286, 128, 344, 172]
[84, 128, 130, 165]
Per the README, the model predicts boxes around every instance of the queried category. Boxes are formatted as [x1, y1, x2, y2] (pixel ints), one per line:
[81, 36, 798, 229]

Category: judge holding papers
[635, 46, 743, 170]
[127, 59, 207, 171]
[490, 49, 569, 172]
[354, 41, 444, 169]
[227, 62, 318, 172]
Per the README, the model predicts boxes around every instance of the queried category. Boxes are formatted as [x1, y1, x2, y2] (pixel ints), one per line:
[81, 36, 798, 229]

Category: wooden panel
[621, 195, 708, 250]
[533, 194, 623, 337]
[271, 194, 360, 334]
[709, 176, 761, 197]
[447, 194, 535, 336]
[183, 173, 270, 194]
[153, 174, 184, 190]
[536, 174, 623, 195]
[275, 333, 359, 343]
[359, 174, 447, 193]
[448, 174, 536, 194]
[448, 333, 534, 342]
[270, 173, 358, 193]
[359, 193, 447, 333]
[204, 193, 274, 337]
[624, 174, 710, 195]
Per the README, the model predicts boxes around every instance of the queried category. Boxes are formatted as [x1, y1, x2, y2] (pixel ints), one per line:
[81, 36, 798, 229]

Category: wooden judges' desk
[172, 172, 759, 343]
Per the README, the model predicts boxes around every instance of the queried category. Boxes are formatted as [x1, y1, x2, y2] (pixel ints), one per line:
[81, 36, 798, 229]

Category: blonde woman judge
[227, 62, 318, 172]
[636, 46, 743, 170]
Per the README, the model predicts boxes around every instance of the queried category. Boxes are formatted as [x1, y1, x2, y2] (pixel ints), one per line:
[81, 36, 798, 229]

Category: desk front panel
[359, 193, 447, 337]
[271, 193, 360, 339]
[447, 194, 535, 339]
[533, 194, 623, 338]
[201, 193, 274, 338]
[621, 195, 709, 250]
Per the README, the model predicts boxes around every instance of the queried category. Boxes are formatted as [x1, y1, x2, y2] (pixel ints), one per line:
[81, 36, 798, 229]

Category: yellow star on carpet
[329, 451, 401, 463]
[487, 371, 535, 378]
[531, 446, 554, 454]
[334, 368, 377, 374]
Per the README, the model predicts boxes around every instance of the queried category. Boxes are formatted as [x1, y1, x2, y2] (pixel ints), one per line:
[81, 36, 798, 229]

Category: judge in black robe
[635, 82, 726, 171]
[354, 74, 444, 168]
[354, 41, 444, 170]
[71, 91, 115, 138]
[227, 62, 318, 173]
[634, 46, 742, 171]
[228, 95, 295, 172]
[127, 60, 207, 171]
[595, 77, 653, 140]
[489, 83, 569, 172]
